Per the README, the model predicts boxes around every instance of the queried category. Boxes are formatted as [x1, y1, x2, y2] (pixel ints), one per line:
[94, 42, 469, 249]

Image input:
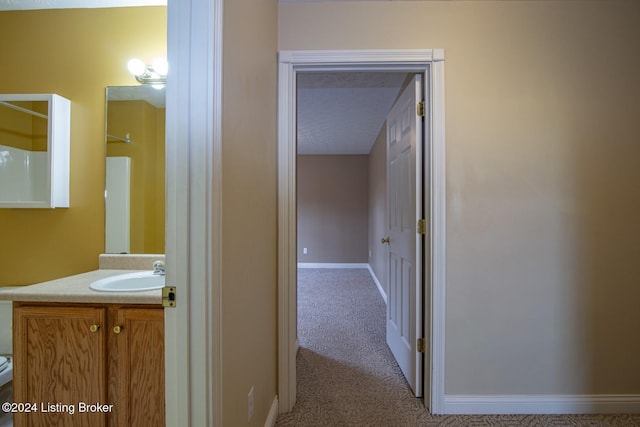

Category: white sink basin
[89, 271, 165, 292]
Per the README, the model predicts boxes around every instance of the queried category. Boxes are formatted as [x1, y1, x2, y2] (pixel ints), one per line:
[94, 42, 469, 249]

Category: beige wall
[368, 128, 387, 295]
[298, 155, 369, 264]
[0, 7, 166, 286]
[280, 1, 640, 396]
[222, 0, 278, 425]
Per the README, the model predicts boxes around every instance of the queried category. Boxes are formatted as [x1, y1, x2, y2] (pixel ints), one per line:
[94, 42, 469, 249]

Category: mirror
[105, 86, 165, 254]
[0, 94, 70, 208]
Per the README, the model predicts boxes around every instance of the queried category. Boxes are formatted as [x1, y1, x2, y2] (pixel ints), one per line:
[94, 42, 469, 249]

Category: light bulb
[127, 58, 146, 76]
[152, 57, 168, 76]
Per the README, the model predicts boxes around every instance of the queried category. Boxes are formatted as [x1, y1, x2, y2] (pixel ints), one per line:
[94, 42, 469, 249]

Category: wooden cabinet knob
[89, 324, 100, 333]
[113, 325, 122, 334]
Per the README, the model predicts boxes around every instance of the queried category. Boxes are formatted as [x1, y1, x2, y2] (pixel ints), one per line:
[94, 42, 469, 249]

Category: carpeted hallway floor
[274, 268, 640, 427]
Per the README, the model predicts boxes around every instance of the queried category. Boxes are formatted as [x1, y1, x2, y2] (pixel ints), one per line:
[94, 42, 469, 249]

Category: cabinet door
[110, 307, 164, 427]
[13, 306, 107, 427]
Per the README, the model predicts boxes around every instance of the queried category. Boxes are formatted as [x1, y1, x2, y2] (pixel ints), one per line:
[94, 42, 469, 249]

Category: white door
[385, 74, 423, 397]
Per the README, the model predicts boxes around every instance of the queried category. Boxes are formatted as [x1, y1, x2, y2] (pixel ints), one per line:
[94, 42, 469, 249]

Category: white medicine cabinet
[0, 94, 71, 208]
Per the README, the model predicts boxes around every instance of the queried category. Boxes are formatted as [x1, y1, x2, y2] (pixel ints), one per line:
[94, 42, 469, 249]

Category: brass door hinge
[162, 286, 176, 308]
[417, 101, 425, 117]
[417, 219, 426, 235]
[417, 338, 425, 353]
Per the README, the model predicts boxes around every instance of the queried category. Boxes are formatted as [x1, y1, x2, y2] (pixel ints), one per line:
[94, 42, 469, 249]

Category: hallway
[276, 268, 424, 426]
[274, 268, 640, 427]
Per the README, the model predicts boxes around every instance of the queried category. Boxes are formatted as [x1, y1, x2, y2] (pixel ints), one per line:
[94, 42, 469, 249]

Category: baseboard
[264, 396, 279, 427]
[366, 264, 387, 304]
[297, 263, 369, 269]
[443, 394, 640, 414]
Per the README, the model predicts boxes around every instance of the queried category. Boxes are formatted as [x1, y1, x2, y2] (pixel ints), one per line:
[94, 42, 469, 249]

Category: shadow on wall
[578, 91, 640, 395]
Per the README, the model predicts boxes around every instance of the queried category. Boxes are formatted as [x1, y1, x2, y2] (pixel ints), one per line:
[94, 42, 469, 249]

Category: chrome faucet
[152, 260, 166, 276]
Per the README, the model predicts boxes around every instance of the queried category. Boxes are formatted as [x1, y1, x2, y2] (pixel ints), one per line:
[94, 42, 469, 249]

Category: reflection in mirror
[0, 94, 70, 208]
[105, 86, 165, 254]
[0, 100, 47, 203]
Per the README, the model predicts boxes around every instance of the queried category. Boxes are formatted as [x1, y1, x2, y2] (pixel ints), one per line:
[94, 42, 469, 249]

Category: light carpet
[275, 268, 640, 427]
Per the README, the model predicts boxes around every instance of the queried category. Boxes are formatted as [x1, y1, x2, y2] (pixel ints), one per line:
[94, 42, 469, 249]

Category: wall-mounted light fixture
[127, 57, 167, 88]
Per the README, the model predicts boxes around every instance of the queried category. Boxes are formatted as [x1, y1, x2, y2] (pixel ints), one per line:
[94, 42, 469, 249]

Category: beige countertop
[0, 269, 163, 305]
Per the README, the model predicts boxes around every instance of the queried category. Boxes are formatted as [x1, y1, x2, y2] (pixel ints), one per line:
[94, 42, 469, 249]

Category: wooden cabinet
[13, 303, 164, 427]
[109, 307, 165, 427]
[13, 305, 107, 427]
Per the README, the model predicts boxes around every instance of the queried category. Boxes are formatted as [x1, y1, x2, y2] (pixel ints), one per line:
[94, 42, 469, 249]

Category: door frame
[165, 0, 224, 425]
[277, 49, 447, 414]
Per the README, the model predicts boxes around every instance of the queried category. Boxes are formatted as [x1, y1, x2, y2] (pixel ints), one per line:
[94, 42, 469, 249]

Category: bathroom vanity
[0, 266, 165, 427]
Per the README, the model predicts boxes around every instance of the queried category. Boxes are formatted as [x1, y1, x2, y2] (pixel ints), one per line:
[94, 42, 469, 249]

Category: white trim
[279, 49, 442, 65]
[366, 264, 387, 304]
[277, 58, 299, 414]
[165, 0, 223, 425]
[429, 53, 447, 416]
[278, 49, 446, 414]
[297, 262, 369, 269]
[264, 396, 279, 427]
[444, 395, 640, 415]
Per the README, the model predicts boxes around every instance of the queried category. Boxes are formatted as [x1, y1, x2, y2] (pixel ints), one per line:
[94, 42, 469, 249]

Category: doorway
[296, 70, 421, 396]
[277, 49, 447, 414]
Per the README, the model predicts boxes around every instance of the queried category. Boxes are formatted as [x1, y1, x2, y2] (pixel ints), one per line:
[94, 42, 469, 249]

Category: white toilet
[0, 357, 11, 427]
[0, 355, 11, 399]
[0, 300, 13, 427]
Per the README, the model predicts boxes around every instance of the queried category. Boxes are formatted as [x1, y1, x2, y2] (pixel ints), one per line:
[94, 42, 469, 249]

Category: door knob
[381, 237, 390, 244]
[89, 324, 100, 333]
[113, 325, 122, 334]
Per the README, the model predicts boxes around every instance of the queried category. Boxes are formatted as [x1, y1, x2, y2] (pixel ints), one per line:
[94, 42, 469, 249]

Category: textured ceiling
[297, 72, 407, 155]
[0, 0, 454, 10]
[0, 0, 164, 10]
